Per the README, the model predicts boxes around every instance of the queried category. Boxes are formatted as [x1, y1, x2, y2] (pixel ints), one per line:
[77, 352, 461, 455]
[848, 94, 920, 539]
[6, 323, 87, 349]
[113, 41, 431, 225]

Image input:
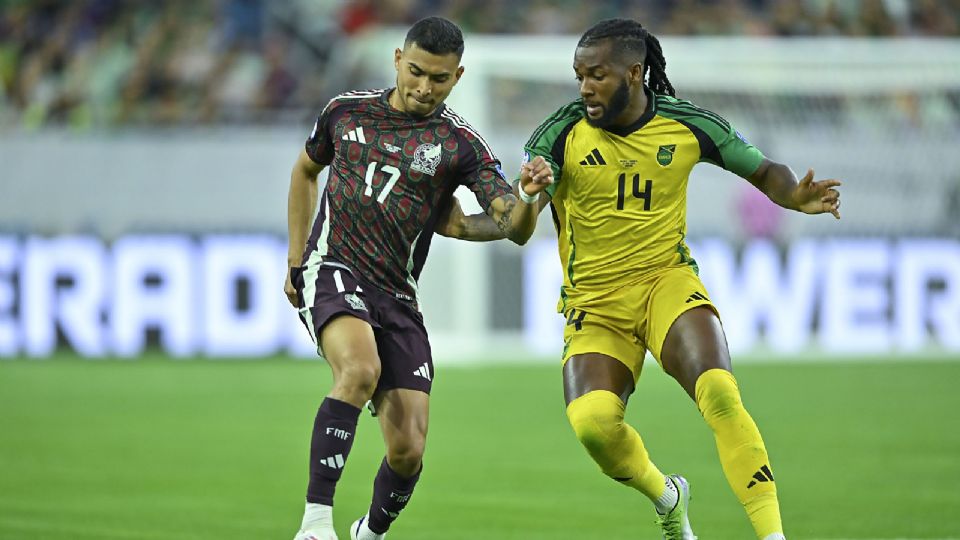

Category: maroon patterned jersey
[302, 88, 511, 306]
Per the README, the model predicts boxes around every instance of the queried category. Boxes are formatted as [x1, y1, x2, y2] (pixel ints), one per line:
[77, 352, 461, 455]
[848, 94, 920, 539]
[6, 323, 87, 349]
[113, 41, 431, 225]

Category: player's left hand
[519, 155, 554, 196]
[793, 168, 842, 219]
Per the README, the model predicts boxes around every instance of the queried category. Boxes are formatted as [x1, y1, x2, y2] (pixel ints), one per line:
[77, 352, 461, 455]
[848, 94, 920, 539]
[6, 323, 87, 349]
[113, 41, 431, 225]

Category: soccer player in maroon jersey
[283, 17, 553, 540]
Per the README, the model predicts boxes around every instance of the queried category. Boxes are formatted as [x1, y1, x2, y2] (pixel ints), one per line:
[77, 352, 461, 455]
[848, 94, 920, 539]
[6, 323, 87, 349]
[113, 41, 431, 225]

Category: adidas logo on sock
[685, 291, 708, 303]
[746, 464, 775, 488]
[413, 363, 432, 381]
[319, 454, 345, 469]
[380, 507, 399, 518]
[579, 148, 606, 166]
[341, 126, 367, 143]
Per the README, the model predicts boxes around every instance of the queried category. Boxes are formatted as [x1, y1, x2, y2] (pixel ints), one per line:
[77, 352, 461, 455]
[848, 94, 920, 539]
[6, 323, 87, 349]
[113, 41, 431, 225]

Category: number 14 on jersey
[616, 173, 653, 211]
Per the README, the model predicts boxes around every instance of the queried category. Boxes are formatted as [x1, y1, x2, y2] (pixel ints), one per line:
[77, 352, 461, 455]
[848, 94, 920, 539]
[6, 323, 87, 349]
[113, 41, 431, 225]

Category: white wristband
[518, 186, 539, 205]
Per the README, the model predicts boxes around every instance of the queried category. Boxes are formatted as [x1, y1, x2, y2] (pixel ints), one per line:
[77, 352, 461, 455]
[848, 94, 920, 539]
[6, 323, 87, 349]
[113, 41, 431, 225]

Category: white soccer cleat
[293, 529, 338, 540]
[295, 502, 337, 540]
[350, 514, 386, 540]
[655, 474, 697, 540]
[294, 503, 337, 540]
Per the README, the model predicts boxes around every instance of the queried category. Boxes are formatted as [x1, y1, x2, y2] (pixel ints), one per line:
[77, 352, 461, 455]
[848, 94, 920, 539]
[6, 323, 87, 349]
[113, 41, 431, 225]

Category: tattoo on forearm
[496, 197, 517, 236]
[464, 215, 504, 240]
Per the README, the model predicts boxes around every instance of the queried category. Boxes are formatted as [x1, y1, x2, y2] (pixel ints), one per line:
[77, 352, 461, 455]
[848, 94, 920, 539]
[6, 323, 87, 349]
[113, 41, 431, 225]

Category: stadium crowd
[0, 0, 958, 128]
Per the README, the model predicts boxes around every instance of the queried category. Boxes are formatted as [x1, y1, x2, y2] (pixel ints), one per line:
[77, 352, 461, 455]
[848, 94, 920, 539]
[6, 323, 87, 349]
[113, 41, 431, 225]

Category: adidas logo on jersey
[341, 126, 367, 144]
[746, 464, 775, 488]
[413, 363, 432, 381]
[319, 454, 345, 470]
[685, 291, 709, 303]
[579, 148, 606, 166]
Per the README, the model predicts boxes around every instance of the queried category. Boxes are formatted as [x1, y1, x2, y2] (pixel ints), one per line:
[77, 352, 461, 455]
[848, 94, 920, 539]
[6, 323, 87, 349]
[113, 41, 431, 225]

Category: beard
[586, 79, 631, 128]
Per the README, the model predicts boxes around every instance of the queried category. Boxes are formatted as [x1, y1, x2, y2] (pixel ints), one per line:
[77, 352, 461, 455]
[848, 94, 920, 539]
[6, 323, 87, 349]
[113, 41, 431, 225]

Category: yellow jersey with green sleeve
[523, 88, 765, 313]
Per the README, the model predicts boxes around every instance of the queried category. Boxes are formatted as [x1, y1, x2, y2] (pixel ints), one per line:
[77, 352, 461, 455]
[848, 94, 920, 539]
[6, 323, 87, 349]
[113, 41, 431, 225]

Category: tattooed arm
[439, 156, 554, 244]
[436, 195, 507, 241]
[484, 156, 553, 245]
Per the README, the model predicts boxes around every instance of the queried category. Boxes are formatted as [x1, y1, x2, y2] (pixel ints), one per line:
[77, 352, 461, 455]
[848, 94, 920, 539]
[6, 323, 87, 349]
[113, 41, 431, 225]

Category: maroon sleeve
[453, 124, 512, 214]
[304, 99, 342, 166]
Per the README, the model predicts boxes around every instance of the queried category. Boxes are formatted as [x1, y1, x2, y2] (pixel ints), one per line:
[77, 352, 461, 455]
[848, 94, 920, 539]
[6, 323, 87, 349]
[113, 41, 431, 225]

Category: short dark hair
[404, 16, 465, 58]
[578, 18, 676, 97]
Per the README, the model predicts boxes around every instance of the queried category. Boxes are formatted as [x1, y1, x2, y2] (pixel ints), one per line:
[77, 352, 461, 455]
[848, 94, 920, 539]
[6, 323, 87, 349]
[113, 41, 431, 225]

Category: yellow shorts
[560, 265, 717, 381]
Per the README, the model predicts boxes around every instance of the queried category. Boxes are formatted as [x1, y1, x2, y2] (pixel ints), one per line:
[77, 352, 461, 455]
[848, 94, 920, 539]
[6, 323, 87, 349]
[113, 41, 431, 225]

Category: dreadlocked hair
[578, 19, 676, 97]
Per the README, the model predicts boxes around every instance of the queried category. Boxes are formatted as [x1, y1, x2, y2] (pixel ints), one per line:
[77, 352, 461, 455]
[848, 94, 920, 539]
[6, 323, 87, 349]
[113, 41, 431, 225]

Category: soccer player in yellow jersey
[440, 19, 842, 540]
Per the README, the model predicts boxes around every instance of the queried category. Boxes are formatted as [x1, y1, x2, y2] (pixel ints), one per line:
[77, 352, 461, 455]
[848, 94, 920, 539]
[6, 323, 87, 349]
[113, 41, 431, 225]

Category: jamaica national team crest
[411, 143, 442, 176]
[656, 144, 676, 166]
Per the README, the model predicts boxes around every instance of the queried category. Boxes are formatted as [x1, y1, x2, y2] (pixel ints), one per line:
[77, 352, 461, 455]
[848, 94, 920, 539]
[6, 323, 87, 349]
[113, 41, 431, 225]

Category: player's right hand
[284, 266, 298, 307]
[519, 155, 554, 195]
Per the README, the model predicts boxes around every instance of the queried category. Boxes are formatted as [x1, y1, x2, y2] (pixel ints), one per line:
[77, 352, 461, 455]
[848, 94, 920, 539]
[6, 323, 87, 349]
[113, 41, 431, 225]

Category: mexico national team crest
[657, 144, 676, 166]
[344, 292, 367, 312]
[411, 143, 442, 176]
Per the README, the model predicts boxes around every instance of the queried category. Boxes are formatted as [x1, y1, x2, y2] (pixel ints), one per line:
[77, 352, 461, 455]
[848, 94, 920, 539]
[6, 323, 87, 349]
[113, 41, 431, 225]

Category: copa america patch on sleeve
[519, 151, 531, 175]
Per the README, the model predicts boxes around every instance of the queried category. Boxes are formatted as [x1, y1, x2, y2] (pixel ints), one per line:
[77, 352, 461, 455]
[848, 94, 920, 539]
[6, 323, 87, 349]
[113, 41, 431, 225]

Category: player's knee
[566, 390, 625, 454]
[696, 368, 744, 423]
[386, 438, 425, 477]
[334, 359, 381, 398]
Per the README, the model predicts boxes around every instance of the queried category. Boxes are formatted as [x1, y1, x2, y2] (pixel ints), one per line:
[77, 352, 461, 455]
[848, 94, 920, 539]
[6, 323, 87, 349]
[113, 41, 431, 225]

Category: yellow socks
[565, 375, 784, 539]
[696, 368, 783, 539]
[566, 390, 666, 501]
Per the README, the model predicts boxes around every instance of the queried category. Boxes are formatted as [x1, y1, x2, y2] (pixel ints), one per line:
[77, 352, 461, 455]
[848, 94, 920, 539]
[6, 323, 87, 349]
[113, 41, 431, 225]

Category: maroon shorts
[291, 261, 433, 394]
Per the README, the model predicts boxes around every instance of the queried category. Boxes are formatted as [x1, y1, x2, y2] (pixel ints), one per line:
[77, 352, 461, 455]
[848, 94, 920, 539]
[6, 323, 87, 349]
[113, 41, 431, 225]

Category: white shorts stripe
[299, 263, 319, 348]
[299, 196, 331, 354]
[333, 269, 345, 293]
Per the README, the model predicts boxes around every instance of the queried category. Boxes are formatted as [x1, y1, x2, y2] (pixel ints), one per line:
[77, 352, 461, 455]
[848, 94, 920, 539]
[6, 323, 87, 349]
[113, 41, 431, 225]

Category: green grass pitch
[1, 355, 958, 539]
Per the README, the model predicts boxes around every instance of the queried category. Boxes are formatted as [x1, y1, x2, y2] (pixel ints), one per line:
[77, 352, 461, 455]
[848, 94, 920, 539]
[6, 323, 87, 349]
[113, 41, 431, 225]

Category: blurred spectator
[221, 0, 264, 49]
[0, 0, 956, 129]
[340, 0, 377, 35]
[770, 0, 817, 36]
[255, 36, 298, 114]
[855, 0, 899, 36]
[911, 0, 960, 35]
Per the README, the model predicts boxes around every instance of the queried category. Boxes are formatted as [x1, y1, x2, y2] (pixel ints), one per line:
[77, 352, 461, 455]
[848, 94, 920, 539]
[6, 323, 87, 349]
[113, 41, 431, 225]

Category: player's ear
[454, 65, 465, 83]
[394, 47, 403, 70]
[629, 62, 644, 87]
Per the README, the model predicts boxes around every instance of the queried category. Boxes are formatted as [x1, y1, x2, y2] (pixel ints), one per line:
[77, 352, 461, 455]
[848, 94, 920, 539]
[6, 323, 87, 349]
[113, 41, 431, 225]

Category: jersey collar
[603, 86, 657, 138]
